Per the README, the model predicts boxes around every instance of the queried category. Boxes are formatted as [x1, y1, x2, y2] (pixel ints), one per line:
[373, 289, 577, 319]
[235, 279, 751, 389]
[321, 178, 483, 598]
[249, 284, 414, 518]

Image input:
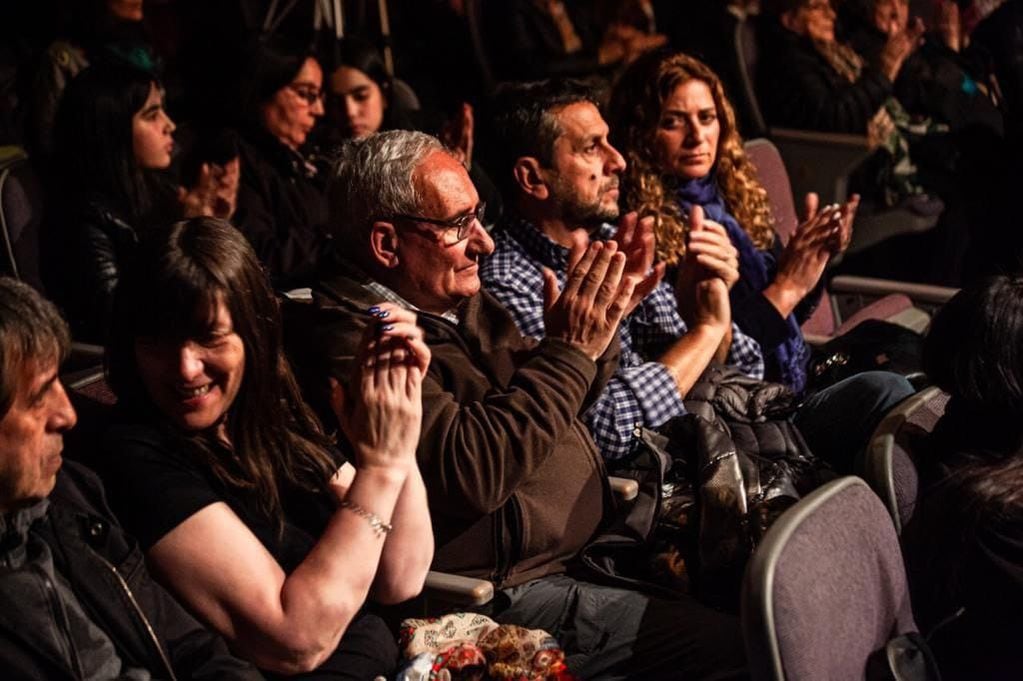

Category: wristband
[339, 500, 393, 536]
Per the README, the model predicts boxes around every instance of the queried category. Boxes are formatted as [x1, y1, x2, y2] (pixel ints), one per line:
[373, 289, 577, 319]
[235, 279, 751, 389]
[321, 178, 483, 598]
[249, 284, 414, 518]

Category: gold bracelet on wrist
[339, 500, 393, 536]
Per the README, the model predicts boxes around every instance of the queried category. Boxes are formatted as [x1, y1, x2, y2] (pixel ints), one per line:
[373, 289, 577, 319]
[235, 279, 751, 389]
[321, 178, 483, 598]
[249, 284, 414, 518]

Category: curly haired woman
[609, 50, 858, 393]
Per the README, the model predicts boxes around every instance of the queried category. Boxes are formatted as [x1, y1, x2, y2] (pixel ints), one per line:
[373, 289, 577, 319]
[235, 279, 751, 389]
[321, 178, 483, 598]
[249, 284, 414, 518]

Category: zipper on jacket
[93, 553, 178, 681]
[421, 311, 525, 587]
[494, 495, 524, 587]
[491, 504, 507, 585]
[32, 563, 85, 679]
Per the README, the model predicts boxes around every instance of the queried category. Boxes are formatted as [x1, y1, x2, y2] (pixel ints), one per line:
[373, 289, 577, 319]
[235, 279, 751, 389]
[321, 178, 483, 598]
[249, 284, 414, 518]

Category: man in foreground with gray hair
[288, 130, 749, 679]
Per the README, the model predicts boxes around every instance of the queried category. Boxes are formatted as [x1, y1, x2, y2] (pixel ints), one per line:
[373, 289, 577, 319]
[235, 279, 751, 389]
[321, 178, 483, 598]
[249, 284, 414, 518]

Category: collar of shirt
[361, 275, 460, 325]
[0, 498, 49, 568]
[506, 217, 617, 274]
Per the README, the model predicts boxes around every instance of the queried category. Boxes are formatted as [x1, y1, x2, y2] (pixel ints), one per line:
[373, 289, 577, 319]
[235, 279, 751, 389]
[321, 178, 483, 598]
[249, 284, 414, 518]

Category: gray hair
[0, 278, 70, 417]
[327, 130, 451, 243]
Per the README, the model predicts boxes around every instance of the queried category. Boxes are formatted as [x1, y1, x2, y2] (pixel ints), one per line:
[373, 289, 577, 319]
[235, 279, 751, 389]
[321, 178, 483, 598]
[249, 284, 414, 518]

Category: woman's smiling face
[134, 299, 245, 435]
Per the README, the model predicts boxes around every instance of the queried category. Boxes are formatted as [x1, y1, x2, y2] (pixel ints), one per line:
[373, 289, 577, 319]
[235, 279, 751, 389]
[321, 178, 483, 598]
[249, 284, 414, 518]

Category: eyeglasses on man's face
[288, 84, 325, 106]
[389, 202, 487, 245]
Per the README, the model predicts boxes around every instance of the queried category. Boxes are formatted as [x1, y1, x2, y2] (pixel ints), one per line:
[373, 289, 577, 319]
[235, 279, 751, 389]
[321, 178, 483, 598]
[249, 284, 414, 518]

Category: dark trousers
[492, 574, 749, 681]
[795, 370, 915, 473]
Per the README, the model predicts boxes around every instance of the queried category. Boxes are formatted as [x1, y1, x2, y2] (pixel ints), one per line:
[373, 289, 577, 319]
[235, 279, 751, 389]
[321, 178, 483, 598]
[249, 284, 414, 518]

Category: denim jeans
[794, 370, 915, 473]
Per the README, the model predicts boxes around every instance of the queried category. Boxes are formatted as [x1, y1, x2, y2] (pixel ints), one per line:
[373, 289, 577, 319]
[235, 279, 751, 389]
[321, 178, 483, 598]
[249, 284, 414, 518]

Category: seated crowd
[0, 1, 1021, 679]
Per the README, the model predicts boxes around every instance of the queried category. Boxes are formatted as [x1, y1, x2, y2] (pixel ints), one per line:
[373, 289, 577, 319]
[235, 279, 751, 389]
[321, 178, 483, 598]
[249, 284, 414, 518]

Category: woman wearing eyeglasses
[234, 39, 333, 289]
[756, 0, 923, 134]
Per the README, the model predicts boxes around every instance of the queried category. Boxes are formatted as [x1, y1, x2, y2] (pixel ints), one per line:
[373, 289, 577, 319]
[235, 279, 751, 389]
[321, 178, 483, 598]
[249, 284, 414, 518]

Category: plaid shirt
[480, 218, 764, 461]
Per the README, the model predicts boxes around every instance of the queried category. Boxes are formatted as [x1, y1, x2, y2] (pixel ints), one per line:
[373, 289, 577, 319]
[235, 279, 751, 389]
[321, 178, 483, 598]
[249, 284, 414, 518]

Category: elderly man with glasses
[285, 129, 750, 680]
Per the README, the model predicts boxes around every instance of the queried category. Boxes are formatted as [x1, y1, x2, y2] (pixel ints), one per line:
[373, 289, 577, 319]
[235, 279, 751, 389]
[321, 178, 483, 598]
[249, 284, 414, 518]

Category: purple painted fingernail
[368, 305, 381, 314]
[381, 324, 395, 332]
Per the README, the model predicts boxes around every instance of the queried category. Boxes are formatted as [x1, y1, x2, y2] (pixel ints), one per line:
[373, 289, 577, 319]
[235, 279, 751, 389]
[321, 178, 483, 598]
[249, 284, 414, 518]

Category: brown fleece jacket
[286, 266, 620, 587]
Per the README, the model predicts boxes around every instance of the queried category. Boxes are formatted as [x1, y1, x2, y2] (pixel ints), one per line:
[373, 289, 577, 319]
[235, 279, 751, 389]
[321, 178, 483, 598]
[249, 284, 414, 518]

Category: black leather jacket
[0, 461, 262, 680]
[64, 198, 138, 344]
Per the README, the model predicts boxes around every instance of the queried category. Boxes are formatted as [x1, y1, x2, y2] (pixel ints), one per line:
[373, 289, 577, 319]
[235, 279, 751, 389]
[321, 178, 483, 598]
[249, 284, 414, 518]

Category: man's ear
[369, 221, 400, 268]
[513, 157, 550, 201]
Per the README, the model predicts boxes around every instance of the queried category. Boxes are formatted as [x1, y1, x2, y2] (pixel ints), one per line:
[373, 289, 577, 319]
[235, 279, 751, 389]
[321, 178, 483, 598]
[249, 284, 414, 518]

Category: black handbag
[808, 319, 924, 392]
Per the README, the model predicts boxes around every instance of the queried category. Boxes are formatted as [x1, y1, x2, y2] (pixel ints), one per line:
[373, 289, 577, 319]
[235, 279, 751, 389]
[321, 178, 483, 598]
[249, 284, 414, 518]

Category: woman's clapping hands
[331, 304, 430, 473]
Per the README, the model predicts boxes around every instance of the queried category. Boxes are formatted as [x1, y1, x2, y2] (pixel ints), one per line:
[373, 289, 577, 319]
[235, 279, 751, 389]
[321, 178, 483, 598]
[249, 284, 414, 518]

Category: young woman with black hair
[52, 61, 234, 342]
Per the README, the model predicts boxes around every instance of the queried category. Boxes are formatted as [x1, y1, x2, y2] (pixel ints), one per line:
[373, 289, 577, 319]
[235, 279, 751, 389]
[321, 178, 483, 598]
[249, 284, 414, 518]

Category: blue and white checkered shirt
[481, 218, 764, 461]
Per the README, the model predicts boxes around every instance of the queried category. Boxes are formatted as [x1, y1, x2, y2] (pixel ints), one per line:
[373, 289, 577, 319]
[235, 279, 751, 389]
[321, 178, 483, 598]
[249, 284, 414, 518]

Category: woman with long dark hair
[99, 218, 433, 678]
[52, 61, 231, 342]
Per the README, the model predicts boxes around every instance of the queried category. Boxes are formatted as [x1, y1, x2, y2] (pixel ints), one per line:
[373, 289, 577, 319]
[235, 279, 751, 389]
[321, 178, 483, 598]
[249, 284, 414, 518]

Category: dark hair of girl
[322, 37, 411, 134]
[924, 275, 1023, 447]
[107, 217, 337, 522]
[908, 275, 1023, 625]
[326, 37, 393, 103]
[54, 61, 160, 223]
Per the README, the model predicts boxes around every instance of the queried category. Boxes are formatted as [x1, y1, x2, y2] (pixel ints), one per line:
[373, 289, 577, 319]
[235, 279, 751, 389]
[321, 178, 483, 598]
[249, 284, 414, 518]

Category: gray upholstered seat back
[742, 476, 918, 680]
[862, 386, 949, 533]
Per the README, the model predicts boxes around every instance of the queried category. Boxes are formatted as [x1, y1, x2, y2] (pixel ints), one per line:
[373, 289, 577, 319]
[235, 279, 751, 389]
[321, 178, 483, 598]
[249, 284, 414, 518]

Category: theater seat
[861, 385, 949, 534]
[744, 138, 956, 344]
[741, 476, 936, 680]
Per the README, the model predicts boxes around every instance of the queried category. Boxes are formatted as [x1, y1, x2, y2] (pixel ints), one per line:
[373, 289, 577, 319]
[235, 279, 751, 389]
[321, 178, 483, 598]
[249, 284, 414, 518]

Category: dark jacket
[62, 198, 138, 344]
[59, 183, 179, 344]
[234, 130, 332, 289]
[0, 461, 261, 680]
[756, 21, 893, 133]
[846, 24, 1003, 137]
[286, 264, 620, 587]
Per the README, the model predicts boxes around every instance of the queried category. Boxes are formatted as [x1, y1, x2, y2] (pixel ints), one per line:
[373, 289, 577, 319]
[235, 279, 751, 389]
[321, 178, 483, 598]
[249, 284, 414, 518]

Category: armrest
[802, 333, 832, 346]
[609, 475, 639, 501]
[62, 366, 106, 391]
[423, 571, 495, 607]
[826, 275, 956, 335]
[828, 275, 958, 305]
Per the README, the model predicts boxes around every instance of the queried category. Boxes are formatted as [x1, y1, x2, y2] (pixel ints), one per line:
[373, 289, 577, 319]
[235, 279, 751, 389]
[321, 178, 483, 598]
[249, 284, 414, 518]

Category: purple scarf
[676, 175, 809, 393]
